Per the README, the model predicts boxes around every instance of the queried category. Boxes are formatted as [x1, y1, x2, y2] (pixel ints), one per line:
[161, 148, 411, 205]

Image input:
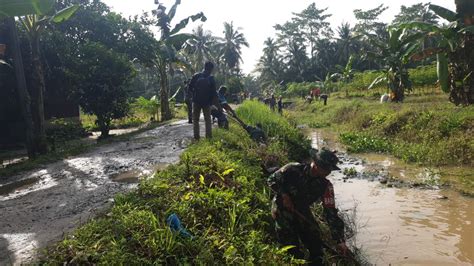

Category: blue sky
[103, 0, 456, 74]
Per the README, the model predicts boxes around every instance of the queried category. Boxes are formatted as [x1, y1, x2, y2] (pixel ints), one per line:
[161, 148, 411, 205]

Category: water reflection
[332, 178, 473, 265]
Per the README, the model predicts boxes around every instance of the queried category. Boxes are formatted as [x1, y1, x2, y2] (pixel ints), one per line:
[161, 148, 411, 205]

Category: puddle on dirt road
[153, 163, 169, 172]
[110, 170, 142, 183]
[0, 177, 40, 196]
[89, 128, 141, 140]
[110, 163, 170, 183]
[306, 129, 474, 265]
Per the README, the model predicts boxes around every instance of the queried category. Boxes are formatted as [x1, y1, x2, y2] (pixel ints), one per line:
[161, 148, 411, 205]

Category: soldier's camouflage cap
[309, 148, 341, 171]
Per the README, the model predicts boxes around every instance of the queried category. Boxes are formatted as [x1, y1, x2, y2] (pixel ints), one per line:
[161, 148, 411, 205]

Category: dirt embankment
[0, 120, 195, 265]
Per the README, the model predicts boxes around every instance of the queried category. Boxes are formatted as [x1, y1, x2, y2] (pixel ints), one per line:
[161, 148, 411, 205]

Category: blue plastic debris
[166, 213, 193, 239]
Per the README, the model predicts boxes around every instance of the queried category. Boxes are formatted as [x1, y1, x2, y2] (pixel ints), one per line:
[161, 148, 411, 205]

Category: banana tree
[398, 4, 474, 105]
[0, 0, 78, 156]
[367, 27, 422, 102]
[330, 55, 355, 97]
[152, 0, 206, 121]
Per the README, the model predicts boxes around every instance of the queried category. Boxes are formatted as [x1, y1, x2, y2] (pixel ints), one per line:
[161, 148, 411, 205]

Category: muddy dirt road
[0, 120, 195, 265]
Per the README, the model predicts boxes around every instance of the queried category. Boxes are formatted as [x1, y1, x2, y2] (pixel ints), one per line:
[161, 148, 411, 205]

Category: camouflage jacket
[267, 163, 345, 242]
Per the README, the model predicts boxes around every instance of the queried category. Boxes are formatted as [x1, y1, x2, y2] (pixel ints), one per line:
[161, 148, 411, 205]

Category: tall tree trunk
[97, 115, 110, 138]
[30, 32, 48, 153]
[159, 61, 172, 121]
[6, 18, 37, 158]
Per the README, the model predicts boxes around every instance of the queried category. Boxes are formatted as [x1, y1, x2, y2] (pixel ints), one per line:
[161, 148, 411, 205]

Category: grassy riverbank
[43, 101, 358, 264]
[288, 93, 474, 195]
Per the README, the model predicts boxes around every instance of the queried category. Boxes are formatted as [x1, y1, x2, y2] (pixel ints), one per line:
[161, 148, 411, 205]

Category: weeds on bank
[288, 94, 474, 194]
[44, 102, 358, 265]
[290, 95, 474, 167]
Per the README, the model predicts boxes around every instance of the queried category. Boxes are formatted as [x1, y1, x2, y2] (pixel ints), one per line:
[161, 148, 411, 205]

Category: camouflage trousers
[272, 197, 324, 265]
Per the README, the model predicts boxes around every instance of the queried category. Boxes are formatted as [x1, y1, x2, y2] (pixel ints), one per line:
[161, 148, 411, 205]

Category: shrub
[70, 42, 135, 137]
[340, 132, 392, 153]
[46, 118, 88, 149]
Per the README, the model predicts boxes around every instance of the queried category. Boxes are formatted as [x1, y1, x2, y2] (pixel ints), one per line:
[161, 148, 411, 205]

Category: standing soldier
[268, 148, 348, 265]
[188, 62, 220, 140]
[320, 94, 328, 106]
[269, 94, 277, 112]
[277, 96, 283, 115]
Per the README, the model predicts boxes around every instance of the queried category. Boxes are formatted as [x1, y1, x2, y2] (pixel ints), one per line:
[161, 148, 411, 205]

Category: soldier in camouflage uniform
[268, 148, 348, 265]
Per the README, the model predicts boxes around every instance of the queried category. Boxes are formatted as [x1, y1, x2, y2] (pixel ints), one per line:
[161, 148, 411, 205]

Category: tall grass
[237, 100, 311, 162]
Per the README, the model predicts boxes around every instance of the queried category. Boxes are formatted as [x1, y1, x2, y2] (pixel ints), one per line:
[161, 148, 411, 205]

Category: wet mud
[308, 128, 474, 265]
[0, 120, 195, 265]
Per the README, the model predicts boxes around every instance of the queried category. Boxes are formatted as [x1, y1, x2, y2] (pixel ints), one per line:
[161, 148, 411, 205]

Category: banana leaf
[169, 12, 206, 36]
[437, 53, 449, 93]
[51, 5, 79, 23]
[0, 0, 55, 18]
[397, 21, 440, 33]
[429, 4, 458, 22]
[368, 74, 387, 90]
[167, 0, 181, 21]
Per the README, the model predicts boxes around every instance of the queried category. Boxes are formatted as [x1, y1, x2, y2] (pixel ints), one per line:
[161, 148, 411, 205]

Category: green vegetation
[236, 101, 311, 162]
[45, 118, 88, 148]
[72, 42, 135, 138]
[288, 94, 474, 194]
[398, 3, 474, 105]
[43, 102, 359, 264]
[280, 65, 438, 99]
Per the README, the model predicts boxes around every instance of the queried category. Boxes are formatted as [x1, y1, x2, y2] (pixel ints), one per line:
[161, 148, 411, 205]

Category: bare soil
[0, 120, 195, 265]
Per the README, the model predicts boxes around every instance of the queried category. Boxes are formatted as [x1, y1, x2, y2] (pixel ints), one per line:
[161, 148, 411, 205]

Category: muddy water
[110, 163, 169, 183]
[0, 177, 40, 196]
[307, 129, 474, 265]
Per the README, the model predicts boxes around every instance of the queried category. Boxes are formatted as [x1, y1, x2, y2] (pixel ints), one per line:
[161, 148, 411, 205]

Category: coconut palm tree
[185, 25, 214, 72]
[336, 22, 358, 66]
[219, 21, 249, 77]
[257, 37, 281, 87]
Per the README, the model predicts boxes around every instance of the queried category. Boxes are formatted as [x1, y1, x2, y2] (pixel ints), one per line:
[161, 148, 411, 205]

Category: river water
[307, 129, 474, 265]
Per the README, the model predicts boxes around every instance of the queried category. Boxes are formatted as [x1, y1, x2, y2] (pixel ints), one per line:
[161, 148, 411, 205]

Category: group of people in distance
[266, 94, 284, 115]
[306, 87, 329, 105]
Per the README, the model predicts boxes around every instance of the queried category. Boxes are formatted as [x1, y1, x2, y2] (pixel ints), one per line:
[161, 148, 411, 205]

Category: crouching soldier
[268, 148, 348, 265]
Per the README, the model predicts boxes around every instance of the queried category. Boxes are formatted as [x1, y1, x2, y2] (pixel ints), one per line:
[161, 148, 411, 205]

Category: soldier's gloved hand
[281, 193, 294, 213]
